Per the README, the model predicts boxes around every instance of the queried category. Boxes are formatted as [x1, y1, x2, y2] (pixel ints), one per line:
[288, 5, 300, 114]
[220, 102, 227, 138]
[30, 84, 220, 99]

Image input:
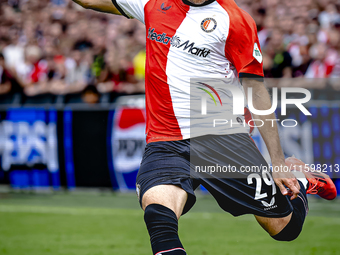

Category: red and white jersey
[113, 0, 264, 143]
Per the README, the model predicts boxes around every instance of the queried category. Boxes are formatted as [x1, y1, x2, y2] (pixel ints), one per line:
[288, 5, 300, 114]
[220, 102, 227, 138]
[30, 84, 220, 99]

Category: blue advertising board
[0, 108, 60, 189]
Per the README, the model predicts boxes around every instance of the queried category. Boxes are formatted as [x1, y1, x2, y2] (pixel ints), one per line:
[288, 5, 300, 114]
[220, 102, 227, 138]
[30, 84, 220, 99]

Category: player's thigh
[254, 213, 292, 236]
[137, 139, 195, 218]
[142, 184, 188, 219]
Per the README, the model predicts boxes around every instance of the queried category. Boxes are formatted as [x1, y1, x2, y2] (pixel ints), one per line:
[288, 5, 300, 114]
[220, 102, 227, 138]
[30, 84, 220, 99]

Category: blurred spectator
[64, 49, 90, 92]
[0, 0, 148, 103]
[238, 0, 340, 81]
[319, 3, 340, 29]
[0, 53, 12, 95]
[2, 28, 25, 70]
[81, 84, 100, 104]
[263, 29, 293, 77]
[15, 45, 50, 96]
[305, 42, 335, 78]
[97, 46, 143, 96]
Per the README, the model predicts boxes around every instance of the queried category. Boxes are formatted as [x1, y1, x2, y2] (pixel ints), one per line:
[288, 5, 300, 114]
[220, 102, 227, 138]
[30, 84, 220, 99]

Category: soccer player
[72, 0, 337, 254]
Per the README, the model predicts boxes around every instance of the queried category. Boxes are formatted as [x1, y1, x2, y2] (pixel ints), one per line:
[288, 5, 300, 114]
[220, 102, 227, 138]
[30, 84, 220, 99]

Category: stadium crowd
[0, 0, 339, 104]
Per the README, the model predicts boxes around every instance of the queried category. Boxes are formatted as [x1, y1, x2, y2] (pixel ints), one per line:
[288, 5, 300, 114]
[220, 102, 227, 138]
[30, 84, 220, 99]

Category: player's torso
[142, 0, 249, 143]
[144, 0, 235, 82]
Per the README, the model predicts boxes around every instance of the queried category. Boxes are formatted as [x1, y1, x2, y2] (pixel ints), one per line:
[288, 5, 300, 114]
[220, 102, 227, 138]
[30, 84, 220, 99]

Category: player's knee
[271, 213, 304, 242]
[141, 185, 187, 218]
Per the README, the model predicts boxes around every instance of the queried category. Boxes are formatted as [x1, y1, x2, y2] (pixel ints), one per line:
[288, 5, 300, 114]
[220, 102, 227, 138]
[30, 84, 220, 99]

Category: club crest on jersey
[201, 18, 217, 33]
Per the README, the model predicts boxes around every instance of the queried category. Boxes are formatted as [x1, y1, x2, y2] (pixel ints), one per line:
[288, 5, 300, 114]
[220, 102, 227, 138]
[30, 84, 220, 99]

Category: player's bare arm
[72, 0, 121, 15]
[242, 78, 300, 200]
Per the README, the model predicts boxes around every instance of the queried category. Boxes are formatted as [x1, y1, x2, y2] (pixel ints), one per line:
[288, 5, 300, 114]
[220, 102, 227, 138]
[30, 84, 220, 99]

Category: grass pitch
[0, 191, 339, 255]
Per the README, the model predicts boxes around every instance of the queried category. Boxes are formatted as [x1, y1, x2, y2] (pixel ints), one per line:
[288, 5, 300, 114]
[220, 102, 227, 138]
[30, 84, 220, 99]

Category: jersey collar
[181, 0, 216, 7]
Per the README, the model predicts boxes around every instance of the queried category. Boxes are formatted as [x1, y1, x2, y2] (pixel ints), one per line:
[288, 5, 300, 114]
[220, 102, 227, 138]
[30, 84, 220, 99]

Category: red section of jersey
[144, 0, 189, 143]
[118, 108, 146, 129]
[218, 0, 264, 77]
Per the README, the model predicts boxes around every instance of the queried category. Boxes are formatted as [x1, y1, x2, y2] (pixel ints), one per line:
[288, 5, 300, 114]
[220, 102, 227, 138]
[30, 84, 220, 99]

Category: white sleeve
[112, 0, 149, 23]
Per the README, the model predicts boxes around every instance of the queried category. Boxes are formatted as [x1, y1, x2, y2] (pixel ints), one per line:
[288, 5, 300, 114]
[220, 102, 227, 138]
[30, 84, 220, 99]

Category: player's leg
[142, 185, 188, 255]
[255, 156, 337, 241]
[191, 134, 337, 243]
[255, 178, 308, 241]
[254, 213, 292, 236]
[136, 139, 196, 255]
[191, 134, 308, 241]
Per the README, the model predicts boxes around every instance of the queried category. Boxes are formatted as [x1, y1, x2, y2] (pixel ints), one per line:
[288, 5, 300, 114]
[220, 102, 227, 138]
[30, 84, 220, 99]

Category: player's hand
[272, 162, 300, 200]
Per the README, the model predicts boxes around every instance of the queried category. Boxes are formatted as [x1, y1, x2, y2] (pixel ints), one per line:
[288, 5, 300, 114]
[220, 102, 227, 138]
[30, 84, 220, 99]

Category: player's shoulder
[217, 0, 256, 31]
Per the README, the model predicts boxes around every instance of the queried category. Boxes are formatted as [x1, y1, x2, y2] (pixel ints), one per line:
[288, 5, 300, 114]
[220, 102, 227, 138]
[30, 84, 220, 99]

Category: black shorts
[136, 133, 293, 217]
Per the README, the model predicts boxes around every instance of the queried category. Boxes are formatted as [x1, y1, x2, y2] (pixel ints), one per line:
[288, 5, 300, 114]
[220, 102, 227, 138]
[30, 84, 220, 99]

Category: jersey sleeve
[112, 0, 148, 23]
[225, 11, 264, 78]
